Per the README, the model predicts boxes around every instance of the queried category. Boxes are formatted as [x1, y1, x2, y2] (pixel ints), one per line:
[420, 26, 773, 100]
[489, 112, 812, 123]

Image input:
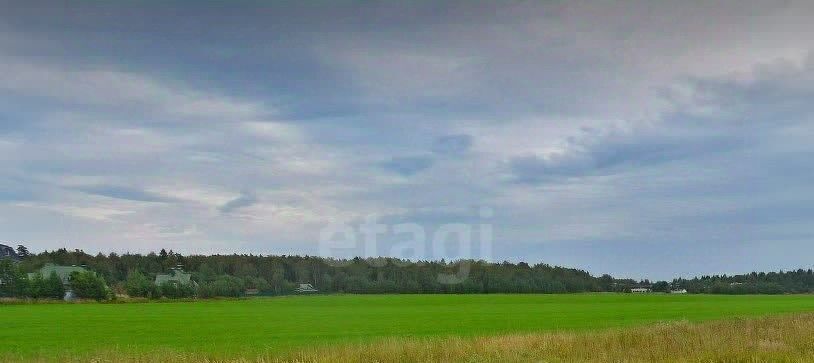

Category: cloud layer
[2, 1, 814, 279]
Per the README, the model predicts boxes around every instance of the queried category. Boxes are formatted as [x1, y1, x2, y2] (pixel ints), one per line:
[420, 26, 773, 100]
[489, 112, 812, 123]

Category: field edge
[5, 312, 814, 363]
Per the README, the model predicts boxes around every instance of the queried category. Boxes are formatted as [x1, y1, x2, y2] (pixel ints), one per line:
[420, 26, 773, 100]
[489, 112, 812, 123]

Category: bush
[44, 272, 66, 299]
[125, 270, 159, 298]
[0, 259, 28, 298]
[70, 271, 109, 301]
[26, 272, 65, 299]
[244, 276, 270, 292]
[27, 273, 44, 298]
[159, 281, 195, 299]
[197, 275, 244, 298]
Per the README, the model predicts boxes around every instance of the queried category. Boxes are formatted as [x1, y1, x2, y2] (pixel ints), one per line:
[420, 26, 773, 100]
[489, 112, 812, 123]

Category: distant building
[631, 287, 652, 293]
[244, 288, 260, 296]
[670, 289, 688, 294]
[154, 267, 196, 287]
[0, 244, 20, 262]
[28, 263, 90, 301]
[294, 283, 318, 293]
[28, 263, 88, 286]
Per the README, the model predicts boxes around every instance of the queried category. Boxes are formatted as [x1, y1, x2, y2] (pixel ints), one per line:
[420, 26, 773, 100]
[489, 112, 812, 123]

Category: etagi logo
[318, 207, 494, 284]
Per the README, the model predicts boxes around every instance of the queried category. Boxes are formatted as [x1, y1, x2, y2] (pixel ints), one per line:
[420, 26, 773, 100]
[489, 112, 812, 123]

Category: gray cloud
[379, 156, 434, 176]
[219, 192, 258, 214]
[0, 176, 39, 202]
[432, 134, 473, 155]
[75, 185, 176, 203]
[508, 125, 748, 184]
[1, 1, 814, 279]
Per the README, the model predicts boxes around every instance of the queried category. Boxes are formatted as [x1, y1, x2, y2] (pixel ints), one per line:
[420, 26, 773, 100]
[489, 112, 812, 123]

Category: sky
[1, 1, 813, 280]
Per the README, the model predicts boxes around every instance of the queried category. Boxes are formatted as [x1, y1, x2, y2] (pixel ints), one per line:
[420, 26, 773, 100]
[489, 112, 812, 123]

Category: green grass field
[4, 294, 814, 360]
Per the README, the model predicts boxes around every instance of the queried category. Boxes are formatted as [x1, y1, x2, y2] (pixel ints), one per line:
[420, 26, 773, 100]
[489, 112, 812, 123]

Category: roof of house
[295, 283, 318, 292]
[155, 269, 193, 285]
[0, 244, 20, 261]
[28, 263, 88, 284]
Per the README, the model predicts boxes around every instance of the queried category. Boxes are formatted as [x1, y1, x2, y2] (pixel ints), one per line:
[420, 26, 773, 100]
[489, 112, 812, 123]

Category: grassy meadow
[4, 294, 814, 361]
[284, 313, 814, 362]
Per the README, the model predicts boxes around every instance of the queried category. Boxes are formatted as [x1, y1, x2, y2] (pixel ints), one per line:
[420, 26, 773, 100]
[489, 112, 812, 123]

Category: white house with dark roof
[295, 283, 318, 293]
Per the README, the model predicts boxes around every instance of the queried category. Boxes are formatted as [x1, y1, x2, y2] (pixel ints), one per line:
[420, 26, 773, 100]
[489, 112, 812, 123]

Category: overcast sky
[2, 1, 814, 280]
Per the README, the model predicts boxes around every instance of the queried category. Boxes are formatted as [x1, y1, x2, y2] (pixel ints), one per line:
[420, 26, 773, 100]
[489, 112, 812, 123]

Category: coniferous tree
[44, 271, 66, 299]
[70, 271, 108, 301]
[0, 259, 27, 297]
[16, 245, 30, 259]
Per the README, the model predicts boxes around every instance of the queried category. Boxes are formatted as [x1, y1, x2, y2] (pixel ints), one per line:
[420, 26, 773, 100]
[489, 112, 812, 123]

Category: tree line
[670, 270, 814, 294]
[3, 246, 814, 300]
[3, 247, 633, 299]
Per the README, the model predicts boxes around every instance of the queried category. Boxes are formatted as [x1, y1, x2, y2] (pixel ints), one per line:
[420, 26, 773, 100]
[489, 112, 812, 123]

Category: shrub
[197, 275, 244, 298]
[27, 273, 45, 298]
[44, 272, 66, 299]
[125, 270, 159, 298]
[159, 281, 195, 299]
[0, 259, 28, 298]
[26, 272, 65, 299]
[70, 271, 109, 301]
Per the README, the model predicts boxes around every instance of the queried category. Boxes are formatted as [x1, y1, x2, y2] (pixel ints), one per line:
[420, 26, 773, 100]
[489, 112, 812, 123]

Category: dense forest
[3, 245, 814, 300]
[671, 270, 814, 295]
[2, 246, 632, 299]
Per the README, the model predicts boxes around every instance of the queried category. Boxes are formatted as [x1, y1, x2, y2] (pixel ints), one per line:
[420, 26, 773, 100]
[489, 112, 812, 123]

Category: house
[670, 289, 688, 294]
[294, 283, 318, 293]
[631, 287, 652, 293]
[244, 288, 260, 296]
[0, 244, 20, 262]
[154, 267, 196, 287]
[28, 263, 89, 300]
[28, 263, 88, 286]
